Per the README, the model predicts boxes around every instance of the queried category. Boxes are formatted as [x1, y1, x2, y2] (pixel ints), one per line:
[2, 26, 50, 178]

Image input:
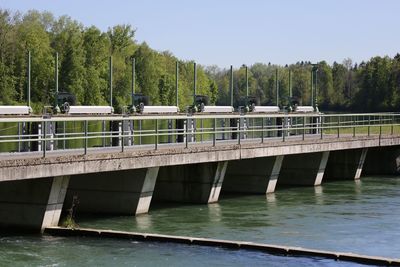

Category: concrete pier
[222, 156, 284, 194]
[0, 176, 69, 231]
[363, 146, 400, 175]
[65, 167, 159, 215]
[324, 148, 368, 181]
[153, 162, 228, 204]
[277, 152, 330, 187]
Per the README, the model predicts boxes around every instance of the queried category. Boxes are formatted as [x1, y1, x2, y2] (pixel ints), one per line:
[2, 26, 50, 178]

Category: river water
[1, 176, 399, 266]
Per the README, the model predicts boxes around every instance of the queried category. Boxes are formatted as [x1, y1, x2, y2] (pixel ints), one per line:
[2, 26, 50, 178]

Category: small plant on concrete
[62, 195, 79, 229]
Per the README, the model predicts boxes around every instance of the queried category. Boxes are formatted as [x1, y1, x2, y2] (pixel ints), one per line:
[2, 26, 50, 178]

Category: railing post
[368, 116, 370, 137]
[302, 116, 305, 141]
[337, 116, 340, 138]
[121, 119, 125, 152]
[213, 118, 216, 147]
[391, 114, 394, 135]
[201, 119, 203, 143]
[261, 118, 264, 143]
[320, 116, 323, 139]
[63, 121, 66, 150]
[155, 119, 158, 150]
[84, 120, 88, 155]
[282, 116, 286, 142]
[379, 115, 382, 140]
[42, 120, 46, 158]
[353, 115, 356, 137]
[237, 118, 240, 145]
[17, 122, 21, 152]
[139, 120, 142, 145]
[185, 120, 188, 149]
[251, 118, 254, 139]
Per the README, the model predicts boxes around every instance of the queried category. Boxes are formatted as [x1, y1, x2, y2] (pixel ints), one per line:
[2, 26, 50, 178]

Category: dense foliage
[0, 10, 399, 112]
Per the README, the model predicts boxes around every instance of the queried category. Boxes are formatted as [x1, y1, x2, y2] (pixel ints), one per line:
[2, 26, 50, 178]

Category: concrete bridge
[0, 112, 399, 231]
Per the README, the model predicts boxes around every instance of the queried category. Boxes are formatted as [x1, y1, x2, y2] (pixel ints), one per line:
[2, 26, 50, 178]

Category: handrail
[0, 112, 399, 157]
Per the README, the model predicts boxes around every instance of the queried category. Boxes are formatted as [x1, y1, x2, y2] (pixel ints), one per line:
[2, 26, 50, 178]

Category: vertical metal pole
[185, 120, 188, 149]
[131, 57, 135, 106]
[302, 116, 305, 141]
[276, 68, 279, 106]
[139, 120, 142, 145]
[320, 116, 323, 139]
[353, 115, 356, 137]
[176, 61, 179, 107]
[63, 121, 66, 150]
[230, 65, 233, 107]
[379, 116, 382, 139]
[237, 118, 240, 145]
[109, 56, 113, 107]
[213, 118, 216, 147]
[54, 53, 58, 108]
[27, 51, 31, 107]
[121, 119, 125, 152]
[337, 116, 340, 138]
[391, 114, 394, 135]
[310, 68, 313, 106]
[155, 119, 158, 150]
[193, 62, 197, 104]
[288, 69, 292, 98]
[246, 65, 249, 97]
[18, 122, 21, 152]
[368, 116, 370, 137]
[261, 118, 264, 143]
[102, 121, 106, 147]
[84, 120, 88, 155]
[315, 68, 318, 109]
[282, 116, 286, 142]
[43, 121, 46, 158]
[251, 118, 254, 139]
[200, 119, 203, 143]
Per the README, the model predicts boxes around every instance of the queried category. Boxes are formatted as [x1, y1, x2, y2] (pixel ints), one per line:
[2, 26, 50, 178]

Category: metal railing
[0, 112, 399, 158]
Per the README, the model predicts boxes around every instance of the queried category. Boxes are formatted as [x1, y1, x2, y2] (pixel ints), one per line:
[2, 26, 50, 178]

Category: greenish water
[0, 176, 399, 266]
[75, 176, 400, 259]
[0, 235, 362, 267]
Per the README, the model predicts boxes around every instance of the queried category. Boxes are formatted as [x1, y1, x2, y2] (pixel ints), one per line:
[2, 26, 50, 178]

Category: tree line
[0, 9, 399, 113]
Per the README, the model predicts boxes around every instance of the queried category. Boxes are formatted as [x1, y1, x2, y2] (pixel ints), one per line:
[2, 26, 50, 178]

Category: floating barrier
[44, 227, 400, 266]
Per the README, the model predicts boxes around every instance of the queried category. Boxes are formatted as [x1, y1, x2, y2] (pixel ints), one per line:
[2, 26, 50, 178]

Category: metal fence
[0, 112, 399, 157]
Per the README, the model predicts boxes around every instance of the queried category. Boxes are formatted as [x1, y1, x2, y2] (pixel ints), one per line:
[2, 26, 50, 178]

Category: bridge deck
[1, 133, 399, 182]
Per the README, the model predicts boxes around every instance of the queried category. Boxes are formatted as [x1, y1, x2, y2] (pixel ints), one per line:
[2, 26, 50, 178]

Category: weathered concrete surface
[208, 162, 228, 203]
[278, 151, 330, 186]
[324, 148, 368, 181]
[135, 167, 160, 214]
[267, 156, 285, 193]
[65, 168, 159, 215]
[222, 156, 283, 194]
[41, 175, 70, 230]
[153, 162, 227, 204]
[0, 176, 69, 231]
[1, 135, 400, 182]
[363, 146, 400, 175]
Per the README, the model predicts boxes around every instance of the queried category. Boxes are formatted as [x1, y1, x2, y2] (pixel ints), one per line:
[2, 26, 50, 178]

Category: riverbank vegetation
[0, 9, 399, 113]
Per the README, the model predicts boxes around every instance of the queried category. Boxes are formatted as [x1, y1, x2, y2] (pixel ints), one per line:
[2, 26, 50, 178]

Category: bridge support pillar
[324, 148, 368, 181]
[154, 162, 228, 204]
[0, 175, 70, 232]
[222, 156, 284, 194]
[135, 167, 159, 214]
[277, 151, 330, 187]
[363, 146, 400, 175]
[65, 167, 159, 215]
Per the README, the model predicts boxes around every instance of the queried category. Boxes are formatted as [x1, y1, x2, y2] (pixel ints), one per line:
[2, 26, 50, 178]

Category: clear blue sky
[1, 0, 399, 67]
